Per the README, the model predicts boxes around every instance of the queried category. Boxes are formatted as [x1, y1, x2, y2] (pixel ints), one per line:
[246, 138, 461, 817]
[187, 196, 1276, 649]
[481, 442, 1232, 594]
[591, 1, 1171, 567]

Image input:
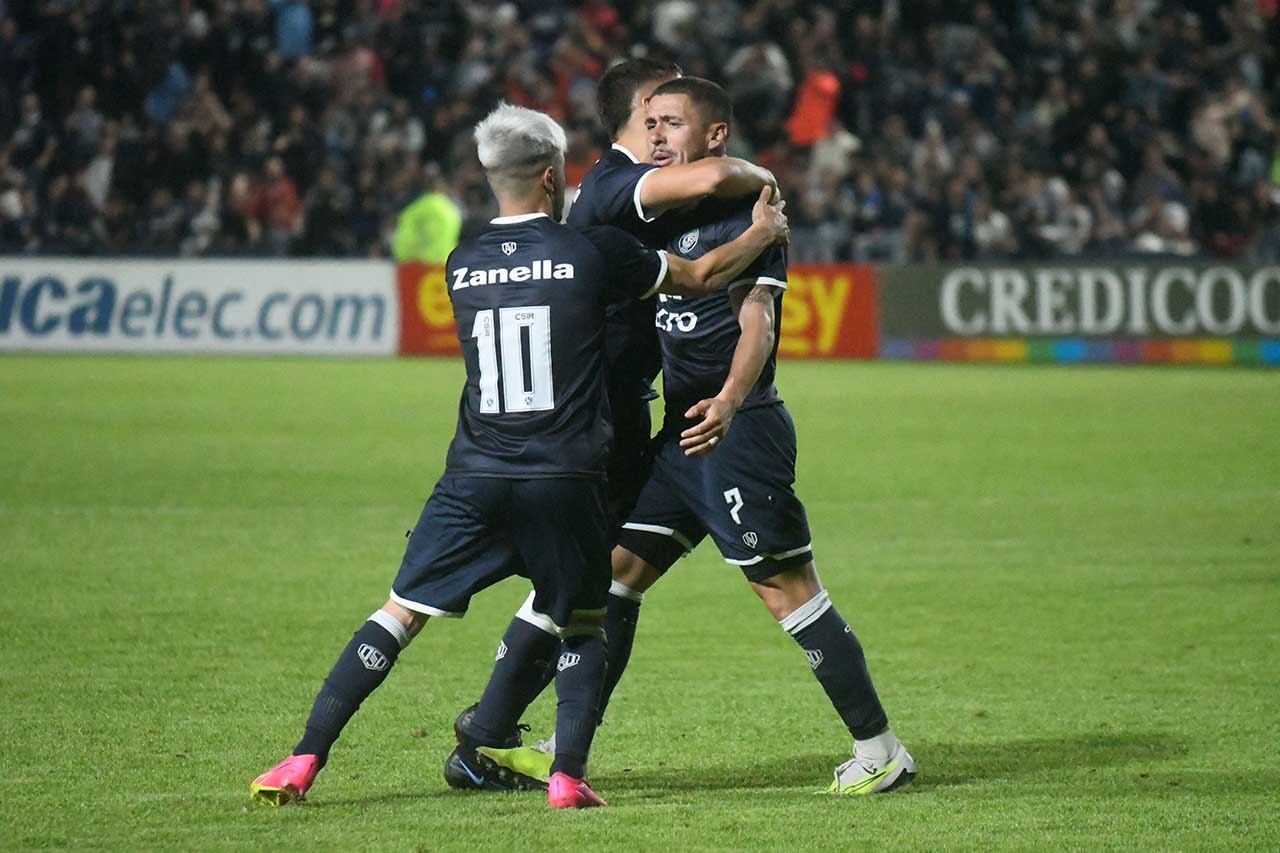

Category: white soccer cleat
[829, 739, 916, 795]
[532, 732, 593, 779]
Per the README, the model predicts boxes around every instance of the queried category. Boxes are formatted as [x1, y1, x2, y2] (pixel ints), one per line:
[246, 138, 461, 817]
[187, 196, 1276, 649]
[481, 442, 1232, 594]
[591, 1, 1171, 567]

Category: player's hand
[751, 186, 789, 246]
[762, 169, 781, 204]
[680, 395, 739, 457]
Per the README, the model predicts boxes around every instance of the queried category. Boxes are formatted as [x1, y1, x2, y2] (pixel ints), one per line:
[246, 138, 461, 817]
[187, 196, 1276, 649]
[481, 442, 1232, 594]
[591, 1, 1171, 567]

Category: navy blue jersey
[566, 144, 666, 241]
[443, 213, 667, 478]
[567, 144, 669, 400]
[656, 198, 787, 421]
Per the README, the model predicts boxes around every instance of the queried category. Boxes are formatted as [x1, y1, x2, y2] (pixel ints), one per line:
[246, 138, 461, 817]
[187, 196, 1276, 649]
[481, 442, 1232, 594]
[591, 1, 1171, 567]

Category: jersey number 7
[472, 306, 555, 414]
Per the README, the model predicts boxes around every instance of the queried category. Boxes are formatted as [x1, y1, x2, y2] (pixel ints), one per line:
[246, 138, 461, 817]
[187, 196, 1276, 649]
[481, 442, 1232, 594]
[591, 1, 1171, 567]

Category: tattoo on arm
[744, 284, 774, 307]
[731, 282, 778, 326]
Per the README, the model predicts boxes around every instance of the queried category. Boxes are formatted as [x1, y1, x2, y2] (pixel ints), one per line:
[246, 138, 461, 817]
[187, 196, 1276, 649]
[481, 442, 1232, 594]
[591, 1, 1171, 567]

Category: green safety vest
[393, 192, 462, 263]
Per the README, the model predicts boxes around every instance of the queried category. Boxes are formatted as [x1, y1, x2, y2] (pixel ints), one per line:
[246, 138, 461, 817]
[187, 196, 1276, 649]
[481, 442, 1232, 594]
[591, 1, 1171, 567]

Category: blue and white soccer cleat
[829, 739, 916, 795]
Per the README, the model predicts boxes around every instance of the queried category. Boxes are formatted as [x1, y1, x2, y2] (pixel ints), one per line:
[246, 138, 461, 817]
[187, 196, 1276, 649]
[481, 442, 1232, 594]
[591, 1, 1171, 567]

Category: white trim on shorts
[621, 521, 695, 552]
[515, 589, 559, 636]
[389, 589, 464, 618]
[724, 542, 812, 567]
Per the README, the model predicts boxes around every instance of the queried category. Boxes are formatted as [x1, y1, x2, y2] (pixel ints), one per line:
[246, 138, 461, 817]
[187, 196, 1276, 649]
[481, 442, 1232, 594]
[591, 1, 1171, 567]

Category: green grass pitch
[1, 355, 1278, 850]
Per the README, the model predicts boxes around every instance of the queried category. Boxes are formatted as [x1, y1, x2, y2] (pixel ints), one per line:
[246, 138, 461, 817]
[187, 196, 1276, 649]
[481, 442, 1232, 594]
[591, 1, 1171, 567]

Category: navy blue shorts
[391, 475, 611, 629]
[616, 404, 813, 583]
[606, 389, 655, 531]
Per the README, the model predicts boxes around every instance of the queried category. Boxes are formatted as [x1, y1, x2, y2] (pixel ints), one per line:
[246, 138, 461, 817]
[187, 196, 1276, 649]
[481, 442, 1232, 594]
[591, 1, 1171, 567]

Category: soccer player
[568, 57, 779, 530]
[446, 59, 784, 786]
[248, 103, 789, 809]
[468, 79, 916, 795]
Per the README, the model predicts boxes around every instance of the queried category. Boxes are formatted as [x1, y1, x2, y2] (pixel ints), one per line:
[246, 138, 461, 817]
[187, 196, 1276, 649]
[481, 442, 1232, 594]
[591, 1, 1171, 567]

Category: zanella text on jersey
[451, 261, 576, 290]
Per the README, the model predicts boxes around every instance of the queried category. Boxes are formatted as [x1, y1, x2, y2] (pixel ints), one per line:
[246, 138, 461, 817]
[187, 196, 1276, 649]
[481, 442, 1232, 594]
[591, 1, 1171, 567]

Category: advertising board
[398, 262, 879, 359]
[877, 264, 1280, 365]
[0, 260, 397, 356]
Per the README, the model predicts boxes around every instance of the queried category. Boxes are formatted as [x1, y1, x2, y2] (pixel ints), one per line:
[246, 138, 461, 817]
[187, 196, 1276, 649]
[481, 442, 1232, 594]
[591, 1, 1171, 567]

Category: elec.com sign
[0, 260, 397, 355]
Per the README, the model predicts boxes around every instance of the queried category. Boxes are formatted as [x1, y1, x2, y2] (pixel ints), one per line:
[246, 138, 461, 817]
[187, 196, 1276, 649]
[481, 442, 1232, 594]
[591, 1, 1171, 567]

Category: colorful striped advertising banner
[878, 337, 1280, 365]
[877, 263, 1280, 366]
[397, 260, 1280, 366]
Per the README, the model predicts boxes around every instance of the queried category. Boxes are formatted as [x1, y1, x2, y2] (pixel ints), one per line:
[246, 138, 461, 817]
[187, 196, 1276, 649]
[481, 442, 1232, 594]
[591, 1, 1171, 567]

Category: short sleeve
[715, 207, 787, 291]
[567, 162, 658, 229]
[730, 245, 788, 291]
[632, 168, 660, 223]
[580, 225, 667, 301]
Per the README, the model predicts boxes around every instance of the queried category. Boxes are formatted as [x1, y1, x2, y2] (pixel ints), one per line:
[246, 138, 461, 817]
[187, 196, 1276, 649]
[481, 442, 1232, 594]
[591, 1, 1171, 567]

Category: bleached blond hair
[473, 103, 567, 179]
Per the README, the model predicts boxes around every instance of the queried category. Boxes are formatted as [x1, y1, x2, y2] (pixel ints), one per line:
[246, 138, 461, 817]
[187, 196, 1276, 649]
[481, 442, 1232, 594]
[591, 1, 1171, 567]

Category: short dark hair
[648, 77, 733, 128]
[597, 58, 683, 138]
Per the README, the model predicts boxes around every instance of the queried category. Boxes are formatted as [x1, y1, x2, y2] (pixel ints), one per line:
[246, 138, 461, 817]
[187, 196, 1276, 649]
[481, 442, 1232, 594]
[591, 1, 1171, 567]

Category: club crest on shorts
[557, 652, 581, 672]
[358, 643, 389, 672]
[743, 531, 758, 548]
[501, 241, 518, 255]
[496, 640, 508, 661]
[805, 649, 824, 670]
[678, 229, 699, 254]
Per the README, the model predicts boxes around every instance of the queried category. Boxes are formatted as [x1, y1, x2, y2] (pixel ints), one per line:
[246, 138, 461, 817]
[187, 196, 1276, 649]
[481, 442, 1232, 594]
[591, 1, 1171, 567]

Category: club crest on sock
[357, 643, 389, 672]
[805, 649, 824, 670]
[557, 652, 581, 672]
[496, 640, 508, 661]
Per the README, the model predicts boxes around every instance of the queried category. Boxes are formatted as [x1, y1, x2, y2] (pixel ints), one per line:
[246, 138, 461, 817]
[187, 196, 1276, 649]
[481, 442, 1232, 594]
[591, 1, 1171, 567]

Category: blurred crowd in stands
[1, 0, 1278, 263]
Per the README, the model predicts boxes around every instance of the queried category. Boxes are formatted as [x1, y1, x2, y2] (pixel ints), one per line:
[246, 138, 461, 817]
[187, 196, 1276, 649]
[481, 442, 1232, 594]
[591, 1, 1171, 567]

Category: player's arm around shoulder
[661, 187, 789, 297]
[638, 157, 779, 219]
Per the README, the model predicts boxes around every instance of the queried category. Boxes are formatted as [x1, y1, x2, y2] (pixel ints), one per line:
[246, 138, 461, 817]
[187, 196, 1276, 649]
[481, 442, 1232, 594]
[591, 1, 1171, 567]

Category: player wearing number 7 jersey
[456, 79, 915, 797]
[247, 103, 789, 811]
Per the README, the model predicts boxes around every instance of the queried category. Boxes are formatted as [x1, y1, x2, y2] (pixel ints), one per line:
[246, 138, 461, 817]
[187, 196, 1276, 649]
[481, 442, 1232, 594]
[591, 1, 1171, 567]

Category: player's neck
[495, 194, 553, 220]
[612, 134, 648, 164]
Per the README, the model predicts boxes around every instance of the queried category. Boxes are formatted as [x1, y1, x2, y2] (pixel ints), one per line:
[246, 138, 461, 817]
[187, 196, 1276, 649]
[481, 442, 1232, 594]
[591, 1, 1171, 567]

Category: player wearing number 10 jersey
[459, 79, 915, 797]
[247, 103, 789, 810]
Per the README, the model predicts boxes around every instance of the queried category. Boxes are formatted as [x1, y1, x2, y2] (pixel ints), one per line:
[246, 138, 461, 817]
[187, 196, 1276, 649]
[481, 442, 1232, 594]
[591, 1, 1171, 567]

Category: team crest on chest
[501, 241, 517, 255]
[678, 229, 699, 254]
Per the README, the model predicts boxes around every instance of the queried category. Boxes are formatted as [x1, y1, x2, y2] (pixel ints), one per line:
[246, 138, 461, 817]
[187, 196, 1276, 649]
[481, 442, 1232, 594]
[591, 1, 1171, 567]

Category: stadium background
[2, 0, 1278, 849]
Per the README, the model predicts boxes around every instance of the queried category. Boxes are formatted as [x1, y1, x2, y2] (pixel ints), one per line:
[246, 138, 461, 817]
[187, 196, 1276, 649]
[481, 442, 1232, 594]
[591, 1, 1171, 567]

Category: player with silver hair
[248, 101, 789, 809]
[474, 104, 568, 210]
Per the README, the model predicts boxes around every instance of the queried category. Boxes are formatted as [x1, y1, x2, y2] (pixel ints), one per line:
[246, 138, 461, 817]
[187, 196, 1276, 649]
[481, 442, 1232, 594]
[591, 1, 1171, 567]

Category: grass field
[1, 355, 1278, 850]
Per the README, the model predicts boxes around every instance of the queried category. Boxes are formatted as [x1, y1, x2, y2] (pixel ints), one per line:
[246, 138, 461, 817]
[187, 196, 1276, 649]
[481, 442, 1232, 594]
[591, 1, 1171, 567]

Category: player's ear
[708, 121, 729, 150]
[541, 165, 556, 193]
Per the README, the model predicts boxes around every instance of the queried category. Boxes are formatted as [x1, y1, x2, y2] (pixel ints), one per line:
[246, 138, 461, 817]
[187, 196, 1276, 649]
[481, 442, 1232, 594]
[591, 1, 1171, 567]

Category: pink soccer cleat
[547, 771, 607, 809]
[250, 754, 321, 806]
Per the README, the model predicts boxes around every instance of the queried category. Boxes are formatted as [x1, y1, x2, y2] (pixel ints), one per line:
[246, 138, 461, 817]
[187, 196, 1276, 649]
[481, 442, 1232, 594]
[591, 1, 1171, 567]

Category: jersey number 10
[471, 306, 554, 414]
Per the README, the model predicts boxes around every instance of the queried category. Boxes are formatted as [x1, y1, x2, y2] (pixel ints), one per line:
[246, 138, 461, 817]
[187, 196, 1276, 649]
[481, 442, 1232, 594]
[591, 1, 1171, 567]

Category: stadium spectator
[298, 163, 356, 256]
[785, 57, 842, 148]
[392, 163, 463, 264]
[216, 171, 264, 256]
[254, 156, 303, 255]
[0, 0, 1277, 261]
[273, 0, 314, 59]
